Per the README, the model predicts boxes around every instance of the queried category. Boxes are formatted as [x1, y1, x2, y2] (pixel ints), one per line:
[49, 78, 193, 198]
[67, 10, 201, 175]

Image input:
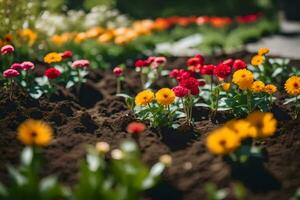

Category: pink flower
[21, 61, 35, 70]
[200, 64, 216, 75]
[213, 63, 231, 79]
[222, 58, 234, 67]
[1, 45, 14, 55]
[150, 56, 167, 69]
[233, 59, 247, 71]
[113, 67, 123, 77]
[3, 69, 19, 78]
[71, 60, 89, 69]
[172, 86, 189, 97]
[60, 50, 73, 59]
[44, 68, 61, 79]
[10, 63, 23, 71]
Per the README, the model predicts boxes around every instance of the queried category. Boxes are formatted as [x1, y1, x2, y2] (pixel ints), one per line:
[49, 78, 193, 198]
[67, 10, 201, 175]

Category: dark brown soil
[1, 51, 300, 200]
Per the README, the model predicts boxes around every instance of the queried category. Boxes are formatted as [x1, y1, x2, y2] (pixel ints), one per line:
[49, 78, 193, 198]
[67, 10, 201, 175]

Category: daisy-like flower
[246, 112, 277, 138]
[172, 86, 189, 97]
[284, 76, 300, 96]
[1, 44, 14, 55]
[251, 55, 264, 66]
[18, 119, 53, 146]
[232, 69, 254, 90]
[155, 88, 176, 106]
[222, 82, 231, 92]
[3, 69, 20, 78]
[250, 80, 265, 93]
[126, 122, 146, 134]
[44, 68, 61, 79]
[225, 119, 257, 139]
[258, 47, 270, 56]
[44, 52, 62, 64]
[135, 90, 155, 106]
[71, 59, 90, 69]
[264, 84, 277, 95]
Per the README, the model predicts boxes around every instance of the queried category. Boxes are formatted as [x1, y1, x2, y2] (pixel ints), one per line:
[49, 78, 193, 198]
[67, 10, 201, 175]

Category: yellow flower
[225, 119, 257, 139]
[19, 29, 38, 46]
[44, 52, 62, 64]
[246, 112, 277, 138]
[206, 127, 241, 155]
[284, 76, 300, 96]
[232, 69, 254, 90]
[222, 82, 231, 92]
[155, 88, 176, 106]
[250, 80, 265, 93]
[135, 90, 155, 106]
[98, 31, 114, 43]
[251, 55, 264, 66]
[258, 47, 270, 56]
[264, 84, 277, 95]
[18, 119, 53, 146]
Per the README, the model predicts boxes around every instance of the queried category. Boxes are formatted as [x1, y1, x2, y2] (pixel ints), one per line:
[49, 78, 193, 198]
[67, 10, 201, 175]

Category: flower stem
[9, 78, 13, 100]
[116, 78, 121, 94]
[140, 70, 145, 89]
[247, 90, 252, 113]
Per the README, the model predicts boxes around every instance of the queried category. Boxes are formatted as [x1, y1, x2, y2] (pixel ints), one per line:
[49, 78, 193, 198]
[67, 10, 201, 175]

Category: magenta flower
[1, 45, 14, 55]
[113, 67, 123, 77]
[71, 60, 90, 69]
[10, 63, 23, 71]
[172, 86, 189, 97]
[21, 61, 35, 70]
[3, 69, 20, 78]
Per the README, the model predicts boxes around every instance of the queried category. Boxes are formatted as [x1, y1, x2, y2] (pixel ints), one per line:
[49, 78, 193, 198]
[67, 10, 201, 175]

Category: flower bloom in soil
[1, 44, 14, 55]
[246, 112, 277, 138]
[60, 50, 73, 59]
[251, 55, 264, 66]
[44, 67, 61, 79]
[232, 69, 254, 90]
[17, 119, 53, 146]
[233, 59, 247, 71]
[213, 63, 231, 79]
[127, 122, 146, 134]
[258, 47, 270, 56]
[3, 69, 20, 78]
[135, 90, 155, 106]
[264, 84, 277, 95]
[113, 67, 123, 77]
[225, 119, 258, 139]
[250, 80, 265, 93]
[71, 59, 90, 69]
[206, 127, 241, 155]
[172, 85, 189, 97]
[96, 141, 110, 154]
[222, 82, 231, 92]
[179, 77, 203, 95]
[200, 64, 215, 75]
[155, 88, 176, 106]
[21, 61, 35, 70]
[10, 63, 23, 71]
[284, 76, 300, 96]
[44, 52, 62, 64]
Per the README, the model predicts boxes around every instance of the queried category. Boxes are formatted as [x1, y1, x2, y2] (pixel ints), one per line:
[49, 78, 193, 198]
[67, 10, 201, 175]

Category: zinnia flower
[135, 90, 155, 106]
[186, 54, 204, 66]
[172, 86, 189, 97]
[135, 59, 147, 68]
[1, 44, 14, 55]
[250, 80, 265, 93]
[201, 64, 215, 75]
[156, 88, 176, 106]
[18, 119, 53, 146]
[264, 84, 277, 95]
[246, 112, 277, 138]
[60, 50, 73, 59]
[222, 58, 234, 67]
[251, 55, 264, 66]
[127, 122, 146, 134]
[113, 67, 123, 77]
[21, 61, 35, 70]
[285, 76, 300, 96]
[3, 69, 20, 78]
[44, 52, 62, 64]
[71, 60, 90, 69]
[225, 119, 257, 139]
[232, 69, 254, 90]
[258, 47, 270, 56]
[213, 63, 231, 79]
[10, 63, 23, 71]
[233, 59, 247, 71]
[44, 68, 61, 79]
[222, 82, 231, 92]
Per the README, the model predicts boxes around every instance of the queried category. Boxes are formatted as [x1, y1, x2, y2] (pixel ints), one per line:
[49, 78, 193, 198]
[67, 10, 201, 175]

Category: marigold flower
[127, 122, 146, 134]
[225, 119, 257, 139]
[213, 63, 231, 79]
[222, 82, 231, 92]
[201, 64, 215, 75]
[135, 90, 154, 106]
[251, 55, 264, 66]
[250, 80, 265, 93]
[284, 76, 300, 96]
[246, 112, 277, 138]
[258, 47, 270, 56]
[18, 119, 53, 146]
[172, 86, 189, 97]
[3, 69, 20, 78]
[21, 61, 35, 70]
[44, 68, 61, 79]
[233, 59, 247, 71]
[232, 69, 254, 90]
[113, 67, 123, 77]
[264, 84, 277, 95]
[156, 88, 176, 106]
[71, 60, 90, 69]
[60, 50, 73, 59]
[10, 63, 23, 71]
[1, 44, 14, 55]
[44, 52, 62, 64]
[206, 127, 241, 155]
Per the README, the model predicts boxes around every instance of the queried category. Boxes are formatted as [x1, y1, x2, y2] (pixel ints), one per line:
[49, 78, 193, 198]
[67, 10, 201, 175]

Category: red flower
[10, 63, 23, 71]
[198, 80, 206, 87]
[186, 54, 205, 66]
[169, 69, 192, 81]
[213, 63, 231, 79]
[190, 87, 200, 96]
[3, 69, 19, 78]
[222, 58, 234, 67]
[134, 59, 147, 68]
[44, 68, 61, 79]
[179, 77, 201, 96]
[113, 67, 123, 77]
[200, 64, 216, 75]
[127, 122, 146, 134]
[169, 69, 180, 78]
[60, 50, 73, 59]
[233, 59, 247, 71]
[21, 61, 35, 70]
[1, 45, 14, 55]
[172, 86, 189, 97]
[188, 64, 202, 73]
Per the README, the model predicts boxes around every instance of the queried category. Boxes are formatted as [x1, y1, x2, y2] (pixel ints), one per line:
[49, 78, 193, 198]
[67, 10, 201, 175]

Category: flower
[159, 154, 172, 166]
[169, 69, 192, 81]
[111, 149, 124, 160]
[172, 86, 189, 97]
[222, 58, 234, 67]
[250, 80, 265, 93]
[135, 90, 155, 106]
[21, 61, 35, 70]
[200, 64, 215, 75]
[1, 44, 14, 55]
[44, 52, 62, 64]
[285, 76, 300, 96]
[225, 119, 257, 139]
[150, 56, 167, 69]
[258, 47, 270, 56]
[232, 69, 254, 90]
[127, 122, 146, 134]
[113, 67, 123, 77]
[3, 69, 20, 78]
[96, 142, 110, 154]
[222, 82, 231, 92]
[156, 88, 176, 106]
[71, 60, 90, 69]
[206, 127, 241, 155]
[179, 77, 200, 90]
[60, 50, 73, 59]
[213, 63, 231, 79]
[264, 84, 277, 95]
[246, 112, 277, 138]
[10, 63, 23, 71]
[233, 59, 247, 71]
[251, 55, 264, 66]
[134, 59, 147, 68]
[44, 68, 61, 79]
[17, 119, 53, 146]
[186, 54, 205, 66]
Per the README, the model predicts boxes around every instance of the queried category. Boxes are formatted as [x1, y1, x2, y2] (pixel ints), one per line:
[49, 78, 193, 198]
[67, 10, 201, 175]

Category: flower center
[31, 131, 38, 138]
[293, 83, 299, 88]
[219, 139, 226, 147]
[163, 94, 169, 98]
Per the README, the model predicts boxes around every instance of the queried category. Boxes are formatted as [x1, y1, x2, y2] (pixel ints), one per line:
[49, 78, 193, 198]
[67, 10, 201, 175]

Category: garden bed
[1, 51, 300, 200]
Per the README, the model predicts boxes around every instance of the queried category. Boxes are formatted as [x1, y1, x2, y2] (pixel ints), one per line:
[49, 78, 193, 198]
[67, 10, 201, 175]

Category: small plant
[113, 66, 124, 94]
